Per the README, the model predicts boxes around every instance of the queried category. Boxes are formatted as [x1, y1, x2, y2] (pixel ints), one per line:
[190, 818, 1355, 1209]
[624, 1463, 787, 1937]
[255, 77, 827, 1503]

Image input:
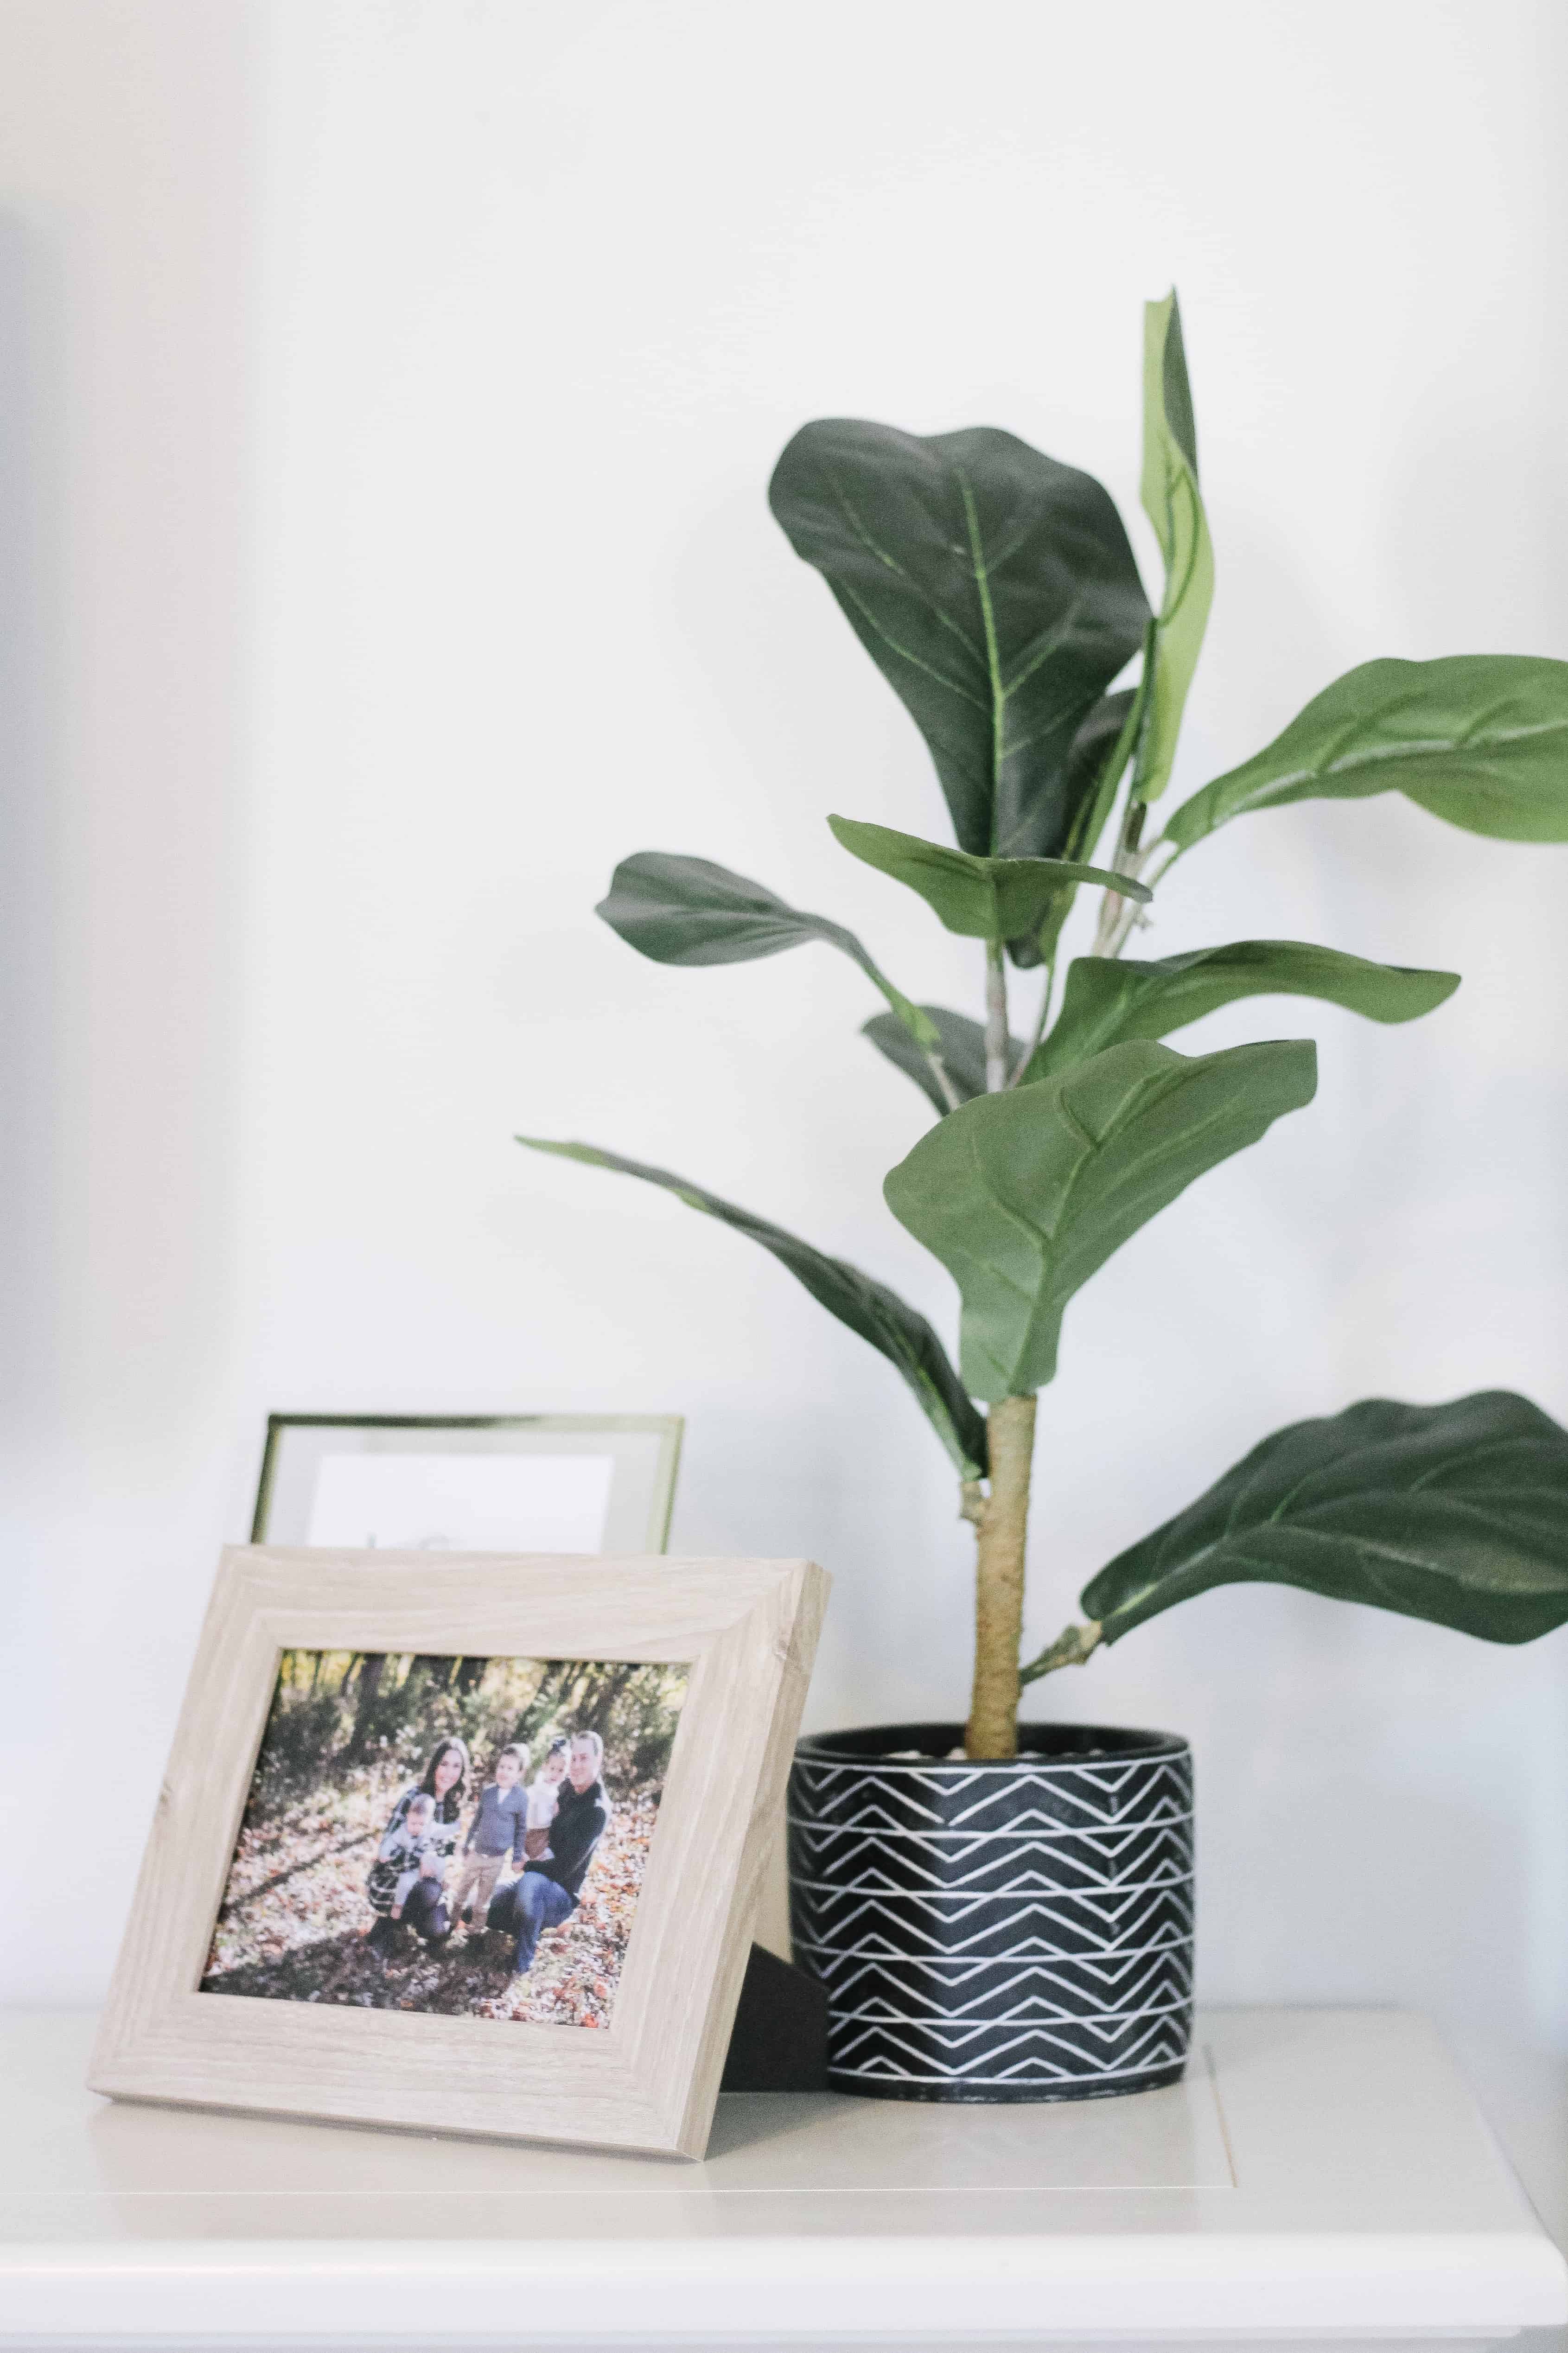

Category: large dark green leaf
[1133, 291, 1212, 804]
[883, 1037, 1316, 1401]
[1009, 687, 1142, 969]
[769, 421, 1150, 863]
[828, 815, 1147, 943]
[1063, 688, 1143, 856]
[1082, 1391, 1568, 1646]
[1165, 657, 1568, 851]
[597, 851, 938, 1048]
[1028, 941, 1459, 1081]
[863, 1005, 1014, 1114]
[517, 1135, 988, 1479]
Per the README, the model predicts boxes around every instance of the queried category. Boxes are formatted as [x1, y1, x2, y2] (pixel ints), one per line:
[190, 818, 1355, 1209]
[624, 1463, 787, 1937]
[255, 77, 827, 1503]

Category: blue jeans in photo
[493, 1871, 574, 1975]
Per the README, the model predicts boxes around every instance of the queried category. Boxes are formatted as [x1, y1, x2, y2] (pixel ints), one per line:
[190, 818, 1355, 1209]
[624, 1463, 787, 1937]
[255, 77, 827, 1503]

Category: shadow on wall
[0, 0, 258, 2012]
[0, 33, 255, 1468]
[0, 210, 66, 1434]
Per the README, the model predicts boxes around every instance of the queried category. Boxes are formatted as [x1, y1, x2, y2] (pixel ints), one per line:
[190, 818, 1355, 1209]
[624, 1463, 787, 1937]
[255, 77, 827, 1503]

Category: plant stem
[984, 940, 1009, 1091]
[1092, 797, 1148, 958]
[965, 1392, 1037, 1758]
[1018, 1618, 1102, 1685]
[924, 1050, 963, 1114]
[1007, 959, 1054, 1087]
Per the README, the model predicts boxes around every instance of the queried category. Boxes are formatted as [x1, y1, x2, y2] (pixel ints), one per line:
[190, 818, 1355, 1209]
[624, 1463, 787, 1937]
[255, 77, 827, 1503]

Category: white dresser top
[2, 2007, 1563, 2346]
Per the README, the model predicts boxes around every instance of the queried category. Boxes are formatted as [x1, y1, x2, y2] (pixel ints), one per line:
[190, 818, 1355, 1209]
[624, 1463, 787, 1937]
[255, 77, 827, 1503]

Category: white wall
[2, 0, 1566, 2064]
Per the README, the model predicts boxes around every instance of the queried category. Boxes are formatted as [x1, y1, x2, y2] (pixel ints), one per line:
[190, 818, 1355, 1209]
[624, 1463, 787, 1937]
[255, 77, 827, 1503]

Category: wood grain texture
[88, 1548, 829, 2159]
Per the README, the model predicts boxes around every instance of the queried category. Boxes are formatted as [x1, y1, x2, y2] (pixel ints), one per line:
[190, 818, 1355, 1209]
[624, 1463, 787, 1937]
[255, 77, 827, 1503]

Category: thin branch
[1139, 835, 1181, 894]
[1018, 1619, 1103, 1685]
[984, 940, 1009, 1091]
[1006, 959, 1054, 1087]
[1091, 797, 1149, 960]
[924, 1050, 963, 1114]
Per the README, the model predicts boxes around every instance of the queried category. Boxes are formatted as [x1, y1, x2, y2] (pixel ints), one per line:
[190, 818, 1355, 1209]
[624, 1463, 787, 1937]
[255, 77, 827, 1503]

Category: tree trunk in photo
[453, 1657, 487, 1698]
[581, 1661, 638, 1738]
[346, 1652, 385, 1760]
[515, 1662, 566, 1744]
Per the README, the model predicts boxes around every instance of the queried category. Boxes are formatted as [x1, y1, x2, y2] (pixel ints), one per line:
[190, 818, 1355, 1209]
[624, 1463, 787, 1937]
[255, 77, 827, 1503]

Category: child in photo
[365, 1792, 435, 1955]
[523, 1736, 570, 1861]
[450, 1742, 528, 1935]
[362, 1736, 468, 1957]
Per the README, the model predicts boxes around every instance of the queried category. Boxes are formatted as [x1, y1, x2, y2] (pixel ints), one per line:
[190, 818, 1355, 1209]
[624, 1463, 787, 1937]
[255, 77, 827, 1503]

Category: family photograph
[200, 1650, 688, 2026]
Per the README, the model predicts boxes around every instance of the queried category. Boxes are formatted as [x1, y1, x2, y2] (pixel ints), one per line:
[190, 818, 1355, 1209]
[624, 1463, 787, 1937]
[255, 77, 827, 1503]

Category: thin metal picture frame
[250, 1414, 684, 1555]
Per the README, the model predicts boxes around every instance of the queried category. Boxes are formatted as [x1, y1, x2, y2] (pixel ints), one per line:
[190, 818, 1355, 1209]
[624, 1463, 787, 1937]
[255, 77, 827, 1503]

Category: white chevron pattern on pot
[803, 1941, 1191, 1996]
[827, 2009, 1192, 2089]
[791, 1757, 1192, 1836]
[832, 2008, 1191, 2063]
[797, 1945, 1192, 2023]
[789, 1728, 1196, 2100]
[788, 1812, 1194, 1843]
[792, 1881, 1193, 1959]
[789, 1822, 1192, 1895]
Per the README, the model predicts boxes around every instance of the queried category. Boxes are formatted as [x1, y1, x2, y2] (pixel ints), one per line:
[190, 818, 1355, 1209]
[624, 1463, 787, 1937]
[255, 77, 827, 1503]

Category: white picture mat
[254, 1418, 683, 1553]
[302, 1452, 614, 1552]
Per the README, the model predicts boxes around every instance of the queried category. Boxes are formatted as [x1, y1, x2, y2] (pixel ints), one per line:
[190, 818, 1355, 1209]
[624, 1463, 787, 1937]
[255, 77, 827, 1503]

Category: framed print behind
[251, 1415, 682, 1554]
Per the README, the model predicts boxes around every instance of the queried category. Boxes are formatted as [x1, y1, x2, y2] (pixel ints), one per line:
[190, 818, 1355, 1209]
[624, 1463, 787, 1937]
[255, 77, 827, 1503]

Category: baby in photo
[363, 1792, 441, 1955]
[450, 1744, 528, 1934]
[391, 1795, 439, 1911]
[378, 1792, 435, 1913]
[523, 1736, 569, 1861]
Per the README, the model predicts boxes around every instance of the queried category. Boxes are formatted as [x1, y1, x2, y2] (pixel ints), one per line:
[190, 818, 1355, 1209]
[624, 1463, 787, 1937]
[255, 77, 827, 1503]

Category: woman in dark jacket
[365, 1735, 469, 1956]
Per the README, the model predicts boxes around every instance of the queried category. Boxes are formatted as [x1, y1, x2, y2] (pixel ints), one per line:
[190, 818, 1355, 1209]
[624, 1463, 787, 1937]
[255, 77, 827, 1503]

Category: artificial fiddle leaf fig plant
[521, 292, 1568, 1761]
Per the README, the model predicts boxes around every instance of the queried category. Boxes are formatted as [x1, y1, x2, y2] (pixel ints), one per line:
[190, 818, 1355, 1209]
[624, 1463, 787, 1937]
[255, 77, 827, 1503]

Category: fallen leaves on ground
[200, 1770, 662, 2029]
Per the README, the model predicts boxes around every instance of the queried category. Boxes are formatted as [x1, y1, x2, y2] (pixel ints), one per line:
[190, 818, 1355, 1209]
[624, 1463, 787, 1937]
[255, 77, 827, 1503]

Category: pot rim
[795, 1721, 1189, 1770]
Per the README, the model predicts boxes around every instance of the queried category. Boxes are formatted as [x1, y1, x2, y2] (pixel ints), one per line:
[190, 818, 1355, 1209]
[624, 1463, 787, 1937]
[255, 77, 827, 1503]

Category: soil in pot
[788, 1722, 1193, 2104]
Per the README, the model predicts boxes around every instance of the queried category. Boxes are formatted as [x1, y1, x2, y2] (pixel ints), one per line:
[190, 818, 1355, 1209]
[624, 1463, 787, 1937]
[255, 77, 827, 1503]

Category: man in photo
[488, 1729, 610, 1976]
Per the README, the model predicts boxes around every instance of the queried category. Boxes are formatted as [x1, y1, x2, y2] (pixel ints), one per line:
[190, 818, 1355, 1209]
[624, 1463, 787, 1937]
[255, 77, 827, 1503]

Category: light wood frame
[89, 1547, 827, 2160]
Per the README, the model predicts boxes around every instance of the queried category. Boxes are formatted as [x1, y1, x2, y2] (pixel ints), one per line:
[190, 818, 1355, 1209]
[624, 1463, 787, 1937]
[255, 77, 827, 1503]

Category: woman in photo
[364, 1734, 469, 1955]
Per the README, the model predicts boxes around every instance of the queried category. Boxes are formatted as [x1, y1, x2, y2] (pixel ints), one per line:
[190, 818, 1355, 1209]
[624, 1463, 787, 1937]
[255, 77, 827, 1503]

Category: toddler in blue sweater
[450, 1743, 528, 1934]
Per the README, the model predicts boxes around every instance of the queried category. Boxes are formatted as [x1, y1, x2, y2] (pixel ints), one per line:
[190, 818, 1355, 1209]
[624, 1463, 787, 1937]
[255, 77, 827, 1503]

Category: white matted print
[253, 1415, 682, 1554]
[304, 1454, 615, 1552]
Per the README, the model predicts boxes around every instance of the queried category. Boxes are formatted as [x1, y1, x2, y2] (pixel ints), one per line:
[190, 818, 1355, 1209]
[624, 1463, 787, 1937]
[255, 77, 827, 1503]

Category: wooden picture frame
[89, 1546, 827, 2159]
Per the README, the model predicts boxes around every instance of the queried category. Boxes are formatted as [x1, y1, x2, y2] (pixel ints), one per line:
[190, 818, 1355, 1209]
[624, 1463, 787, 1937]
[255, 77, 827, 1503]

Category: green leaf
[517, 1135, 988, 1479]
[1028, 940, 1459, 1081]
[828, 814, 1148, 944]
[1164, 656, 1568, 851]
[883, 1037, 1317, 1402]
[1007, 687, 1140, 969]
[1082, 1391, 1568, 1647]
[597, 850, 939, 1050]
[1134, 292, 1213, 804]
[863, 1005, 1014, 1114]
[769, 420, 1150, 861]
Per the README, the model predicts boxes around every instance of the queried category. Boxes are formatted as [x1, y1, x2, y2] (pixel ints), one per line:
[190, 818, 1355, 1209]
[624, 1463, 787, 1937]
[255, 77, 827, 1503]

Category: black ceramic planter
[787, 1722, 1193, 2104]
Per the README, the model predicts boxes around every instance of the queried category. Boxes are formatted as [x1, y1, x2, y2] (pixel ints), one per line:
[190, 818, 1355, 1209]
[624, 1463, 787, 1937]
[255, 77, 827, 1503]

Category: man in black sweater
[487, 1730, 611, 1976]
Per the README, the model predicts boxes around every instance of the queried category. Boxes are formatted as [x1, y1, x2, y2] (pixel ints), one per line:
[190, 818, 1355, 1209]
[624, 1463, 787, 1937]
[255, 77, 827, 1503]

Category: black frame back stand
[718, 1945, 829, 2093]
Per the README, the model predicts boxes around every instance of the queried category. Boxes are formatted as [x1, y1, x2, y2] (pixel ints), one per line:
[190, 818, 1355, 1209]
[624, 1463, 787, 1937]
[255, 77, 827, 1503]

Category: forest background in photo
[200, 1649, 688, 2026]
